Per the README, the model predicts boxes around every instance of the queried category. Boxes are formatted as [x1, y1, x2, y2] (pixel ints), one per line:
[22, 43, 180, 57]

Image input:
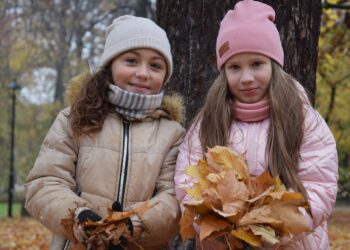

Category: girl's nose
[135, 64, 150, 80]
[240, 69, 254, 84]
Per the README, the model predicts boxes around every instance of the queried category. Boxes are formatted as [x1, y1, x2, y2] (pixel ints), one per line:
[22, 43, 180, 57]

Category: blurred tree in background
[0, 0, 154, 199]
[317, 0, 350, 201]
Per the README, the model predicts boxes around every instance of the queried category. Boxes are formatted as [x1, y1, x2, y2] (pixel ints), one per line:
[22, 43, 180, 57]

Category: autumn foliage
[179, 146, 311, 249]
[61, 201, 153, 250]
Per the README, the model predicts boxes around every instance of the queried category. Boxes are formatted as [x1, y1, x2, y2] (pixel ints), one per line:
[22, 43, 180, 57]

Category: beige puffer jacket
[24, 74, 185, 250]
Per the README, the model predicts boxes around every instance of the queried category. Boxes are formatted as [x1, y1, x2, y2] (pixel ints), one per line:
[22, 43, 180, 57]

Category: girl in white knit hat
[25, 15, 185, 250]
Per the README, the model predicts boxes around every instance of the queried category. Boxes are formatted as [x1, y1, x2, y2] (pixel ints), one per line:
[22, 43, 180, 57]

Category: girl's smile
[240, 87, 259, 96]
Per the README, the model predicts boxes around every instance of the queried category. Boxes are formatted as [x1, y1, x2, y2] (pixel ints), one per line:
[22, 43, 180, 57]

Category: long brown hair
[197, 61, 308, 200]
[69, 65, 115, 136]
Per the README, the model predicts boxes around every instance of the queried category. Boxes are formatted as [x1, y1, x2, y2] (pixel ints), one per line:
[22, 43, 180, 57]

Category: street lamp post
[8, 80, 21, 218]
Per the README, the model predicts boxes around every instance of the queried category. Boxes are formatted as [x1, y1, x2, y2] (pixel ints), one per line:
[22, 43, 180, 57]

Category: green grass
[0, 202, 21, 218]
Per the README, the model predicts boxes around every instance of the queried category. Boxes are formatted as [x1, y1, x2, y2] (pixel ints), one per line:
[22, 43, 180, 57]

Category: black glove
[108, 201, 134, 250]
[73, 209, 102, 243]
[77, 209, 102, 224]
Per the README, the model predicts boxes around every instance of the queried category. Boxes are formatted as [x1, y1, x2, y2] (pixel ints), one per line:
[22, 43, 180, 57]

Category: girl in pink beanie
[175, 0, 338, 249]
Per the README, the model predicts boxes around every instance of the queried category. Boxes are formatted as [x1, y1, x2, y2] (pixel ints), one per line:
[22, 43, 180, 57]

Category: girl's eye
[126, 58, 137, 64]
[150, 63, 162, 70]
[229, 64, 240, 71]
[252, 61, 263, 68]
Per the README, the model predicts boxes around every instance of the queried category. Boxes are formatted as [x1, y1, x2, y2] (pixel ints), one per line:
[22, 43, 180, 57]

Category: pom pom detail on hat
[216, 0, 284, 70]
[100, 15, 173, 83]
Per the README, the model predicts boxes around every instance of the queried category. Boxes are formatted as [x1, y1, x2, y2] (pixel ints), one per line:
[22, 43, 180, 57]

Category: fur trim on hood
[64, 72, 184, 124]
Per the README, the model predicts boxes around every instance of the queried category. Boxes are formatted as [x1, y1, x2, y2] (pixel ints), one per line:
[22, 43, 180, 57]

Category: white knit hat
[100, 15, 173, 83]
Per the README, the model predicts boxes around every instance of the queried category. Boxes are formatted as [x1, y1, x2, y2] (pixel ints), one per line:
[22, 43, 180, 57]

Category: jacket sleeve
[130, 124, 185, 247]
[298, 107, 338, 229]
[174, 122, 204, 211]
[24, 109, 93, 238]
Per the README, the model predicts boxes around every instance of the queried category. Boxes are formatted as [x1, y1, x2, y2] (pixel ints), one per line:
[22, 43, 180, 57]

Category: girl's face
[111, 48, 167, 95]
[224, 53, 272, 103]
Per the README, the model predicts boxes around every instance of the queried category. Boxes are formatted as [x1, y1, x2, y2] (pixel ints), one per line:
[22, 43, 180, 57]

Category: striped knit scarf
[108, 84, 164, 121]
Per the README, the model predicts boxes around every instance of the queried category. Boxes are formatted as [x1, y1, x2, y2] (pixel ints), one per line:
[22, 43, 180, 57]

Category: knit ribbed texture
[100, 15, 173, 83]
[108, 84, 163, 121]
[216, 0, 284, 69]
[234, 99, 269, 122]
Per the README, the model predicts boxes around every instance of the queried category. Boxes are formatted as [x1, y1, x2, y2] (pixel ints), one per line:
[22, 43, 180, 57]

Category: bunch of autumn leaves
[179, 146, 312, 249]
[61, 202, 153, 250]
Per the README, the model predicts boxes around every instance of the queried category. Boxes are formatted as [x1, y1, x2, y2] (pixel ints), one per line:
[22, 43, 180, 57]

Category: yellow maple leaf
[248, 225, 279, 247]
[207, 146, 249, 181]
[184, 200, 211, 215]
[186, 163, 211, 188]
[231, 227, 262, 248]
[206, 172, 225, 183]
[186, 183, 202, 200]
[198, 159, 210, 176]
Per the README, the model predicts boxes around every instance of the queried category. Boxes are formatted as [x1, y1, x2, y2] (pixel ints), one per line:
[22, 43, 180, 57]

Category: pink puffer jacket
[175, 104, 338, 250]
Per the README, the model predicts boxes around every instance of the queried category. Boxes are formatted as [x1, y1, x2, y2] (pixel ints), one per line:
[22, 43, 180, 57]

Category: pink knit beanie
[216, 0, 284, 70]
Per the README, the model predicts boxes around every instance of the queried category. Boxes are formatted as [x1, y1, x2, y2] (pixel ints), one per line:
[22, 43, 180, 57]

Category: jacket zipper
[62, 240, 70, 250]
[117, 120, 130, 207]
[62, 122, 130, 250]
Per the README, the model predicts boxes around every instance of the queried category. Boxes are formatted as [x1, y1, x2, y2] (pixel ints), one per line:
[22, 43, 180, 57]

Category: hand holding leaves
[61, 200, 153, 250]
[73, 208, 102, 243]
[180, 146, 311, 249]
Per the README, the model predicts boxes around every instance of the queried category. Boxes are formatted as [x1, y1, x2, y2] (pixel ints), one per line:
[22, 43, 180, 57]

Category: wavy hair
[196, 61, 308, 200]
[69, 65, 115, 136]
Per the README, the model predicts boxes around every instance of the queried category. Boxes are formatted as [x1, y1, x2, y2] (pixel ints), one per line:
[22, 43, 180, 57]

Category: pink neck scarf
[234, 99, 270, 122]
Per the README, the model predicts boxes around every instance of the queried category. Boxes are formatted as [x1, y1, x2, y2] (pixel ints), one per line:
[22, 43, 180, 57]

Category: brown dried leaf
[199, 214, 231, 242]
[70, 243, 86, 250]
[214, 170, 249, 218]
[270, 201, 311, 235]
[202, 187, 222, 209]
[179, 208, 196, 240]
[60, 209, 78, 243]
[248, 170, 274, 198]
[238, 204, 283, 227]
[109, 200, 154, 221]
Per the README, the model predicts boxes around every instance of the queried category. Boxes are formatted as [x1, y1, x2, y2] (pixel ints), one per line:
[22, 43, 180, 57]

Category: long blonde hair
[196, 61, 308, 200]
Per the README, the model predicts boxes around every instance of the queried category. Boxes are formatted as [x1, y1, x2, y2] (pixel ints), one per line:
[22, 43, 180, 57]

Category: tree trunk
[135, 0, 149, 17]
[157, 0, 322, 126]
[54, 59, 66, 104]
